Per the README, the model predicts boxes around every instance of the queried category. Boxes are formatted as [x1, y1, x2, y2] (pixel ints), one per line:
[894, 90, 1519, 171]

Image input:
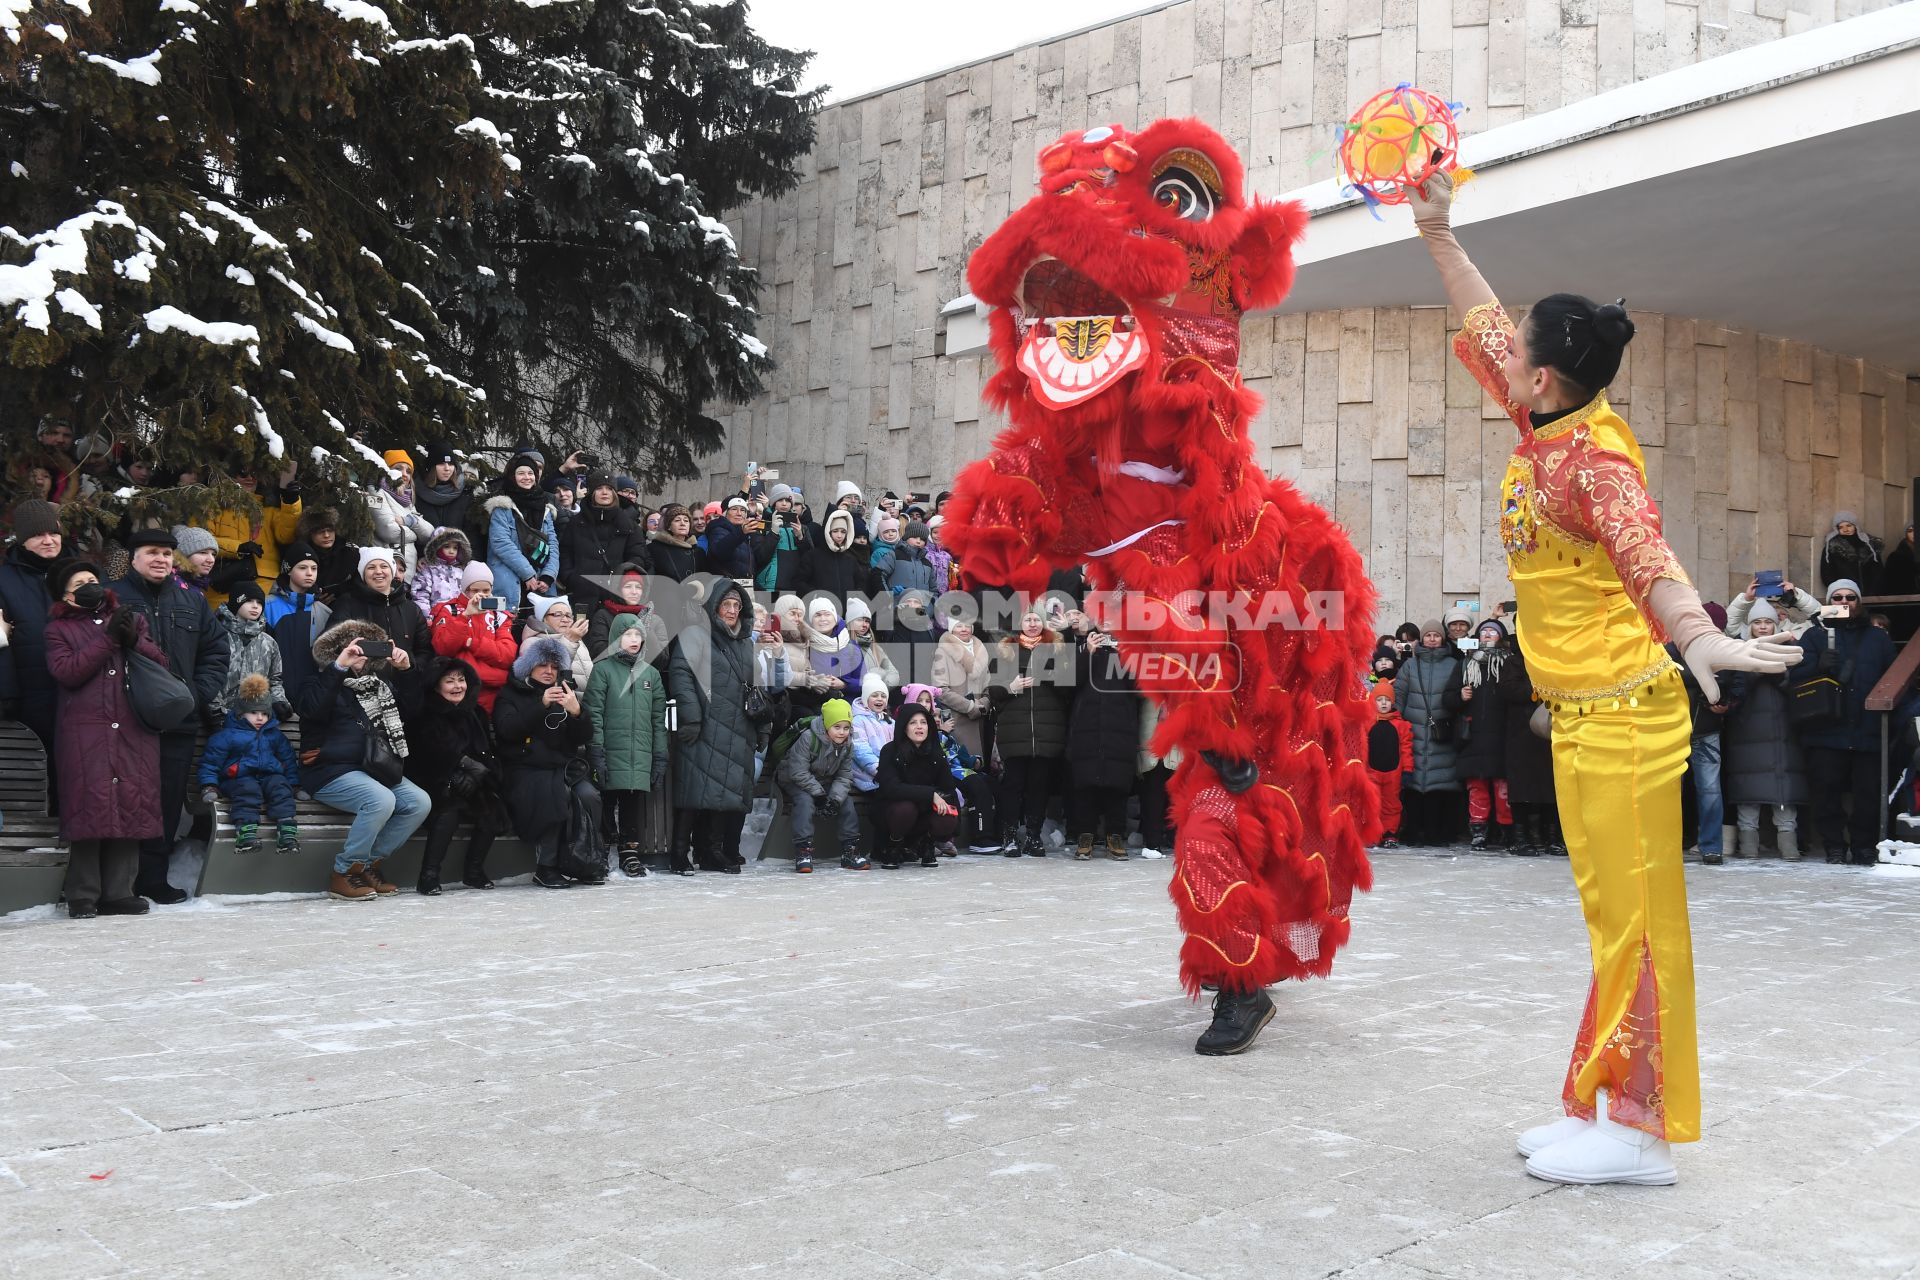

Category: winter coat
[1725, 587, 1821, 639]
[776, 718, 855, 805]
[414, 476, 474, 538]
[988, 637, 1072, 760]
[0, 543, 59, 737]
[1067, 639, 1142, 791]
[1366, 714, 1414, 774]
[409, 528, 472, 615]
[326, 578, 433, 662]
[262, 585, 316, 629]
[204, 494, 304, 605]
[931, 630, 991, 759]
[1456, 648, 1523, 779]
[1395, 643, 1464, 793]
[367, 484, 429, 578]
[1501, 648, 1556, 806]
[295, 620, 422, 793]
[44, 594, 169, 841]
[584, 616, 669, 792]
[750, 519, 805, 594]
[484, 494, 560, 610]
[1670, 643, 1744, 738]
[886, 542, 940, 600]
[585, 593, 670, 667]
[702, 515, 755, 579]
[520, 619, 595, 688]
[803, 623, 865, 702]
[196, 709, 300, 790]
[666, 580, 757, 813]
[108, 569, 230, 728]
[492, 634, 594, 838]
[876, 706, 962, 808]
[400, 656, 497, 801]
[851, 706, 891, 791]
[561, 501, 648, 602]
[1723, 672, 1811, 807]
[800, 512, 867, 605]
[1819, 519, 1882, 595]
[215, 606, 290, 719]
[647, 531, 698, 582]
[1881, 534, 1919, 598]
[853, 627, 901, 689]
[1791, 617, 1896, 753]
[428, 598, 517, 712]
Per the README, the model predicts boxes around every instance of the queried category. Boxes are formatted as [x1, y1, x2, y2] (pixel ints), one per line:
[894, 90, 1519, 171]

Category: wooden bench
[0, 721, 65, 915]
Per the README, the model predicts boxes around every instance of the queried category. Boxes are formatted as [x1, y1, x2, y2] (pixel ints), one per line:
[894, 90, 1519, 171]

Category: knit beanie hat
[768, 483, 794, 504]
[1747, 599, 1780, 628]
[382, 449, 413, 473]
[861, 671, 890, 703]
[834, 479, 862, 503]
[616, 474, 638, 492]
[845, 597, 873, 624]
[1826, 578, 1861, 602]
[172, 525, 219, 558]
[773, 593, 805, 621]
[820, 698, 853, 728]
[874, 514, 899, 540]
[1420, 618, 1445, 638]
[47, 559, 102, 600]
[229, 580, 267, 611]
[281, 543, 320, 577]
[1703, 601, 1728, 632]
[1372, 679, 1395, 704]
[460, 560, 495, 592]
[9, 499, 61, 541]
[904, 520, 931, 543]
[357, 546, 396, 575]
[234, 673, 274, 715]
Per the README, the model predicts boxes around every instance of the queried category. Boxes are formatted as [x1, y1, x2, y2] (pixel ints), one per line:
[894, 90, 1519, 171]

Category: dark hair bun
[1592, 300, 1635, 349]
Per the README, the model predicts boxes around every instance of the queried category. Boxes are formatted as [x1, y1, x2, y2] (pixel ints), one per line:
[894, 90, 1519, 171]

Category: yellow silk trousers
[1549, 668, 1700, 1143]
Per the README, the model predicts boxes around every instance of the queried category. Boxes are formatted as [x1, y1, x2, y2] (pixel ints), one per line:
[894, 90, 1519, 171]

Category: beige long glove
[1650, 579, 1804, 704]
[1407, 172, 1497, 314]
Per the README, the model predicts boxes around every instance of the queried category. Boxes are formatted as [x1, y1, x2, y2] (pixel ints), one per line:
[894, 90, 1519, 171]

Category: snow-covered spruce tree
[0, 0, 518, 531]
[420, 0, 820, 489]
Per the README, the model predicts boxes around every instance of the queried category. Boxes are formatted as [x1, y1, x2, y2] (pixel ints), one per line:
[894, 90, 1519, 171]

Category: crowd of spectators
[0, 432, 1909, 919]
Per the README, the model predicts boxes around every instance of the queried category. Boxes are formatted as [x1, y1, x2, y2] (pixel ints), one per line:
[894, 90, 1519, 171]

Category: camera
[577, 451, 600, 469]
[479, 596, 504, 612]
[359, 639, 395, 659]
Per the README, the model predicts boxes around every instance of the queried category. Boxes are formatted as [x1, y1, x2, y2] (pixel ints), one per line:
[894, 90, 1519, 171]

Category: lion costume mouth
[1012, 258, 1153, 409]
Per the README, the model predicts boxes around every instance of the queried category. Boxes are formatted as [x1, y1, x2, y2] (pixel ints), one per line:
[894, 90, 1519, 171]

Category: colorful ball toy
[1337, 84, 1465, 211]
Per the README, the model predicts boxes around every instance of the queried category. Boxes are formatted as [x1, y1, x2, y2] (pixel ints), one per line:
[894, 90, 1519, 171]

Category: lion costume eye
[1152, 167, 1215, 221]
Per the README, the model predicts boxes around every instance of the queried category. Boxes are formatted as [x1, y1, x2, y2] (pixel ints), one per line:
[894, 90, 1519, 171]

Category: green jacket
[584, 614, 668, 791]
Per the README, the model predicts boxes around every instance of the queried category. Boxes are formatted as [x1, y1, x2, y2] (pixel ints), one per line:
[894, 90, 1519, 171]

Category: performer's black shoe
[1194, 987, 1276, 1056]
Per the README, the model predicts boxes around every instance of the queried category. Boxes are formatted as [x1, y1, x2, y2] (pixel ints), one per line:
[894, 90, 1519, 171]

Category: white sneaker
[1515, 1114, 1592, 1158]
[1524, 1089, 1677, 1186]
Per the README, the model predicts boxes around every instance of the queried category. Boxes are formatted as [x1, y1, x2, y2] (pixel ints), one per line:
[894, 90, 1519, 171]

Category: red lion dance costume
[943, 120, 1382, 1054]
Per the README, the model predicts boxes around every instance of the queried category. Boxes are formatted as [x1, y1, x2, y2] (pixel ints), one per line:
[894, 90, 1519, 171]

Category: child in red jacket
[1367, 679, 1413, 849]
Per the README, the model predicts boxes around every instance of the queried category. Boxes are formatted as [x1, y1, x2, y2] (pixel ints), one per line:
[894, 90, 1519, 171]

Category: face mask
[71, 582, 105, 610]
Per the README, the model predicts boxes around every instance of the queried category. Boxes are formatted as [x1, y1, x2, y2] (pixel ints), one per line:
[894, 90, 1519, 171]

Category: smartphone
[1754, 569, 1785, 598]
[359, 639, 395, 659]
[578, 452, 600, 469]
[479, 596, 504, 612]
[1819, 604, 1850, 621]
[759, 468, 780, 481]
[1456, 636, 1480, 650]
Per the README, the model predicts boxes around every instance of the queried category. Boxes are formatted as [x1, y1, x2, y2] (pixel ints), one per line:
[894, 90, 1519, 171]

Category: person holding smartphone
[1790, 580, 1895, 864]
[1724, 574, 1820, 639]
[428, 561, 517, 712]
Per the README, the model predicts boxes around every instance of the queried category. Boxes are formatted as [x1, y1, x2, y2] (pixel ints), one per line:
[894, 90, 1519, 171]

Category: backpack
[765, 717, 815, 777]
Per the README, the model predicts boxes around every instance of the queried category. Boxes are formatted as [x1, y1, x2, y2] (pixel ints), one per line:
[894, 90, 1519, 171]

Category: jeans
[1688, 734, 1723, 854]
[783, 787, 861, 851]
[313, 773, 432, 873]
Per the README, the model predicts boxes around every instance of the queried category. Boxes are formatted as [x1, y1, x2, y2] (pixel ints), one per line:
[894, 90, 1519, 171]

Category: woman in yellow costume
[1406, 174, 1802, 1186]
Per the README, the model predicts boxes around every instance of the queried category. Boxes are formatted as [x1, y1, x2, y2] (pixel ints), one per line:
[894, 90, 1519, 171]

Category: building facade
[690, 0, 1918, 622]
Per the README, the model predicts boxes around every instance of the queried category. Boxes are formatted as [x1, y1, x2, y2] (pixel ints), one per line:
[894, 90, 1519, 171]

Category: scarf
[808, 620, 849, 656]
[500, 478, 549, 525]
[1464, 645, 1510, 688]
[345, 673, 408, 758]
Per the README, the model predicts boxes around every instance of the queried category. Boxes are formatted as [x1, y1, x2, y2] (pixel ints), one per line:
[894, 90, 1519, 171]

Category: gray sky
[746, 0, 1168, 103]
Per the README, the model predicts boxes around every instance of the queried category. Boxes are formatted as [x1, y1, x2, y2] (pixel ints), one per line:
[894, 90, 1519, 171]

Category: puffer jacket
[647, 530, 698, 582]
[205, 493, 304, 605]
[196, 708, 300, 789]
[931, 630, 990, 758]
[584, 615, 669, 792]
[851, 705, 891, 791]
[876, 705, 962, 807]
[401, 655, 497, 801]
[484, 493, 560, 610]
[776, 717, 854, 805]
[215, 605, 289, 719]
[1395, 642, 1464, 793]
[1723, 672, 1810, 806]
[801, 511, 867, 604]
[562, 500, 648, 602]
[988, 636, 1072, 760]
[414, 475, 474, 538]
[886, 541, 939, 600]
[1066, 639, 1141, 791]
[367, 483, 429, 578]
[1455, 646, 1524, 779]
[326, 577, 432, 661]
[409, 528, 472, 615]
[0, 543, 61, 741]
[667, 578, 757, 813]
[428, 598, 517, 712]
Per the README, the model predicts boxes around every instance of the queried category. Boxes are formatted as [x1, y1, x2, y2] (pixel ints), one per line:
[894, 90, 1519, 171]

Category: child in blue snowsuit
[197, 674, 302, 854]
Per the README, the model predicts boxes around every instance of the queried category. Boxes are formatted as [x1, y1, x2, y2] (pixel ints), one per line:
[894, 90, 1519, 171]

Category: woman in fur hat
[493, 633, 602, 887]
[293, 506, 360, 602]
[484, 451, 560, 610]
[404, 655, 507, 893]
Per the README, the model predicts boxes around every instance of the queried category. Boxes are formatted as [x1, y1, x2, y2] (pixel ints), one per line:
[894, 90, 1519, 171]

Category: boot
[1469, 821, 1489, 850]
[1734, 826, 1760, 860]
[1003, 827, 1024, 858]
[533, 865, 571, 888]
[99, 897, 150, 916]
[937, 839, 958, 858]
[417, 864, 442, 896]
[561, 850, 607, 885]
[1106, 833, 1128, 861]
[1778, 827, 1801, 861]
[1513, 812, 1541, 857]
[618, 845, 648, 878]
[1546, 815, 1568, 857]
[68, 901, 97, 919]
[276, 822, 300, 854]
[879, 840, 904, 870]
[1022, 829, 1046, 857]
[234, 823, 260, 855]
[1074, 833, 1096, 861]
[1493, 820, 1514, 850]
[918, 839, 939, 868]
[794, 839, 814, 874]
[670, 810, 698, 875]
[1524, 1089, 1676, 1186]
[363, 860, 400, 895]
[463, 838, 495, 889]
[839, 849, 871, 870]
[329, 863, 377, 902]
[1517, 1114, 1593, 1158]
[1194, 987, 1276, 1056]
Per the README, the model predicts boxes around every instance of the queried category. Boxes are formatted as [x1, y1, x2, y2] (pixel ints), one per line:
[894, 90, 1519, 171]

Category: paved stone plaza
[3, 849, 1917, 1279]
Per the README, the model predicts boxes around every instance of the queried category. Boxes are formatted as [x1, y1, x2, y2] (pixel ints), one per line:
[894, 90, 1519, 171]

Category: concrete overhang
[1277, 5, 1920, 375]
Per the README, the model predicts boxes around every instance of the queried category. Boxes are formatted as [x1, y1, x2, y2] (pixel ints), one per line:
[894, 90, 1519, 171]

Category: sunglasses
[1831, 593, 1859, 602]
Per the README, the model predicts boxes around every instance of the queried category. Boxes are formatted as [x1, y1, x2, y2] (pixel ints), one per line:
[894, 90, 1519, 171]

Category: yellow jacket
[205, 496, 304, 608]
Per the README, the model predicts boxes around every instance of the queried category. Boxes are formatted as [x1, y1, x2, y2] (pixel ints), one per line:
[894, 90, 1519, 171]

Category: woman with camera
[299, 620, 433, 902]
[494, 634, 603, 887]
[403, 655, 508, 893]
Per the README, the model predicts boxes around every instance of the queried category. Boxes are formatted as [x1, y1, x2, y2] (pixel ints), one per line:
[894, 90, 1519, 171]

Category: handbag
[744, 683, 776, 725]
[357, 709, 405, 786]
[125, 649, 196, 733]
[1787, 654, 1852, 730]
[1426, 714, 1453, 745]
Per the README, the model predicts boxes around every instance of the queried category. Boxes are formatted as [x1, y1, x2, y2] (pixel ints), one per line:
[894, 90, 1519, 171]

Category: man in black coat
[0, 500, 67, 810]
[111, 527, 231, 901]
[560, 472, 648, 606]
